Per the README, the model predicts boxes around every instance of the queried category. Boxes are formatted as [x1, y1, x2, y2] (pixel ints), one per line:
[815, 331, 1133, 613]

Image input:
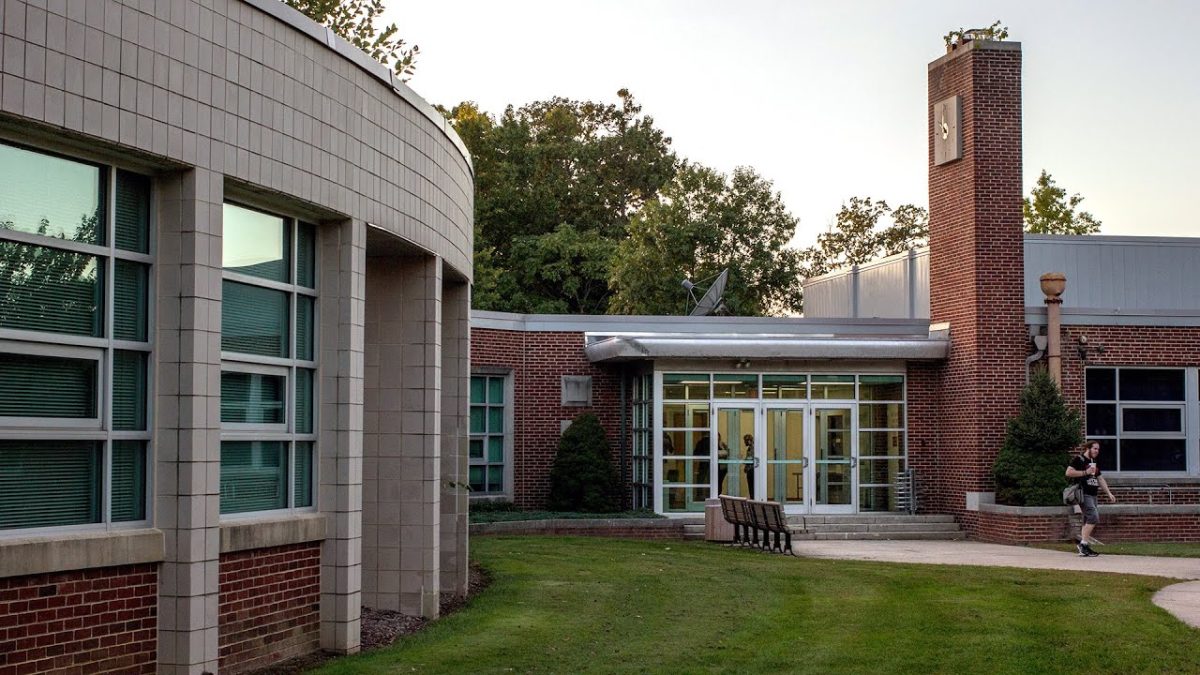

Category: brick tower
[926, 39, 1027, 528]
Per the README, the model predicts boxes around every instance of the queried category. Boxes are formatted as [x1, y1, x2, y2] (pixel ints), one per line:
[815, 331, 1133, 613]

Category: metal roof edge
[470, 310, 933, 336]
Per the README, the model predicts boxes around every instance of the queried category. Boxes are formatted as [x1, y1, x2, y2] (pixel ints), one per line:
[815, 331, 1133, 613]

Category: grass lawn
[1034, 542, 1200, 558]
[470, 508, 662, 524]
[314, 537, 1200, 674]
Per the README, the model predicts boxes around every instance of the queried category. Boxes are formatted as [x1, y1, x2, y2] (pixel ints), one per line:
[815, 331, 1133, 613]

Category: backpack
[1062, 483, 1083, 506]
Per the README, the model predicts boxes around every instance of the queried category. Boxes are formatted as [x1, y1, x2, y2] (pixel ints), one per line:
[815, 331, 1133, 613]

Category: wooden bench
[719, 495, 792, 554]
[749, 499, 793, 555]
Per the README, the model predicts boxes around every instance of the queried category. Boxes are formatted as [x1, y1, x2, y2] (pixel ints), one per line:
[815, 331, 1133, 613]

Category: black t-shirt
[1069, 454, 1102, 496]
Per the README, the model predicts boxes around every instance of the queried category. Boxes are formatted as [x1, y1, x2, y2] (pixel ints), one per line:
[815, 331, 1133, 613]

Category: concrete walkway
[792, 540, 1200, 628]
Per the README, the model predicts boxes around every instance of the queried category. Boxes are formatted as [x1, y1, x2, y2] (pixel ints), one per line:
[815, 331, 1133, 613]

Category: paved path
[792, 540, 1200, 628]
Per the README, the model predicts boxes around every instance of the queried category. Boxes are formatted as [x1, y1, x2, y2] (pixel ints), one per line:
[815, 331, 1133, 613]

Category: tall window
[1086, 368, 1187, 472]
[0, 141, 152, 532]
[219, 203, 316, 515]
[858, 375, 906, 511]
[469, 374, 508, 495]
[630, 373, 653, 510]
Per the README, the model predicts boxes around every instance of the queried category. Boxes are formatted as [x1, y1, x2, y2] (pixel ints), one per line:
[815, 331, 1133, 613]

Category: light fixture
[1076, 335, 1106, 363]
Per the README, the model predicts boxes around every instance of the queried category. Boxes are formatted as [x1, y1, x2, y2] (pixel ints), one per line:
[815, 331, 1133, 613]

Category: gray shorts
[1081, 494, 1099, 525]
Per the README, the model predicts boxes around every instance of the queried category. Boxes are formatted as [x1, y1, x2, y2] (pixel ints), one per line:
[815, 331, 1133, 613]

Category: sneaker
[1084, 545, 1100, 557]
[1076, 542, 1087, 557]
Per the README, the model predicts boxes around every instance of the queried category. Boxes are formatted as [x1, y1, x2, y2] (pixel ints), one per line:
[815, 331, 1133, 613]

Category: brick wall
[471, 328, 625, 509]
[972, 511, 1200, 544]
[926, 42, 1027, 532]
[218, 543, 321, 674]
[0, 564, 156, 675]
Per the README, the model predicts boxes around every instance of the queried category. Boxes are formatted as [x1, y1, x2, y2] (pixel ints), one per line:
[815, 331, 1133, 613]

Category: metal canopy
[583, 331, 950, 363]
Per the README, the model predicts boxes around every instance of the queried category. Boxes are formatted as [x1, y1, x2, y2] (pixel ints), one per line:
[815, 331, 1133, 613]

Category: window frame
[1085, 366, 1192, 475]
[468, 371, 512, 500]
[0, 139, 155, 536]
[218, 201, 318, 519]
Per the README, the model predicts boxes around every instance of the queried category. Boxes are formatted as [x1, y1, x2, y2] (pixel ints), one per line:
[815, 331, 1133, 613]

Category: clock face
[934, 95, 962, 165]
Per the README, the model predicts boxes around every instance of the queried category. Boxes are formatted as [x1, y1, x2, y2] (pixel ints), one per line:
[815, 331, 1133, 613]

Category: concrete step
[789, 514, 956, 525]
[794, 530, 965, 541]
[803, 522, 962, 533]
[682, 523, 706, 540]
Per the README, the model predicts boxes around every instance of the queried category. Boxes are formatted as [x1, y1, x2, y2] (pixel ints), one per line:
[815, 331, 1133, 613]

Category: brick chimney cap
[929, 40, 1021, 70]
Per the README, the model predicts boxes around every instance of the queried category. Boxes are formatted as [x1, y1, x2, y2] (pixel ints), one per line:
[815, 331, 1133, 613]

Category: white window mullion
[1188, 368, 1199, 476]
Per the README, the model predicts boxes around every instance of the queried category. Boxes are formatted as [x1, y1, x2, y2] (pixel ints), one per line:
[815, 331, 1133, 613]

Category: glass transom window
[219, 203, 317, 515]
[0, 141, 152, 533]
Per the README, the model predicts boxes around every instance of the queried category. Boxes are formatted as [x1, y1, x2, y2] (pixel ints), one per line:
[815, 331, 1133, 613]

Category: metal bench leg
[783, 530, 793, 555]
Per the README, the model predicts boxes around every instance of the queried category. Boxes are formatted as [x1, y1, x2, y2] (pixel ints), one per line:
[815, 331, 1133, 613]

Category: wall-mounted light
[734, 359, 751, 369]
[1077, 334, 1106, 363]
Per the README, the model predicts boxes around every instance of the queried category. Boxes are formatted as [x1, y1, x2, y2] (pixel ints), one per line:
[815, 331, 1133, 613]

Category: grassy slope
[315, 537, 1200, 674]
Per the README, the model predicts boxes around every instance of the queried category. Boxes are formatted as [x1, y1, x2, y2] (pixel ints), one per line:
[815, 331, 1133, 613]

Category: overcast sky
[387, 0, 1200, 247]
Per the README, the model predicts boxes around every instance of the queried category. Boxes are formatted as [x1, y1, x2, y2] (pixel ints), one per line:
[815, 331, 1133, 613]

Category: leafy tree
[992, 369, 1083, 506]
[944, 20, 1009, 48]
[608, 163, 804, 316]
[284, 0, 419, 80]
[0, 216, 101, 333]
[798, 197, 929, 280]
[1023, 170, 1102, 235]
[548, 414, 622, 513]
[444, 92, 676, 313]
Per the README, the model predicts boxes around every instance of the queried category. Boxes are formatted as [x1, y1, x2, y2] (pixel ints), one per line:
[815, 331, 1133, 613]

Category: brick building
[0, 1, 471, 673]
[470, 39, 1200, 544]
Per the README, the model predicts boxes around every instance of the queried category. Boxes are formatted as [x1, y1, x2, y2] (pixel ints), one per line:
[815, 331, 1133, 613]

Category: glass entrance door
[714, 406, 756, 498]
[765, 408, 805, 508]
[811, 406, 856, 513]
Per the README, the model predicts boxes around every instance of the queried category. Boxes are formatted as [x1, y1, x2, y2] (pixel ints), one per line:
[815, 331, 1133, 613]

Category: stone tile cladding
[0, 0, 472, 277]
[217, 543, 321, 674]
[925, 45, 1027, 526]
[471, 328, 624, 509]
[0, 564, 157, 675]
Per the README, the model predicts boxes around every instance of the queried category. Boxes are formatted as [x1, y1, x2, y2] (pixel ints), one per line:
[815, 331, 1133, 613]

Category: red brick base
[218, 542, 321, 674]
[0, 564, 157, 675]
[970, 511, 1200, 545]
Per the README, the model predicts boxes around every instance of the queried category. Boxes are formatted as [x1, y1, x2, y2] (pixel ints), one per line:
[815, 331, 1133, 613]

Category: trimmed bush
[548, 414, 622, 513]
[992, 369, 1082, 506]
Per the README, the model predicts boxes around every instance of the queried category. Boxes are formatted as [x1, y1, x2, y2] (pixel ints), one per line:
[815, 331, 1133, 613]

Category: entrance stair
[790, 514, 963, 541]
[683, 514, 964, 542]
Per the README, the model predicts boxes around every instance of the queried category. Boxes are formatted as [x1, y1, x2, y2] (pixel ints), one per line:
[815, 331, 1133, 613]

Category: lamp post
[1039, 272, 1066, 386]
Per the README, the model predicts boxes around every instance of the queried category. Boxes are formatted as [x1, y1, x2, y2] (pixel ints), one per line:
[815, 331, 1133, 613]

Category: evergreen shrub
[992, 369, 1082, 506]
[548, 414, 622, 513]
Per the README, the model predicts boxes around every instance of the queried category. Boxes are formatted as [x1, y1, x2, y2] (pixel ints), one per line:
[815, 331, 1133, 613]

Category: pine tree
[992, 369, 1083, 505]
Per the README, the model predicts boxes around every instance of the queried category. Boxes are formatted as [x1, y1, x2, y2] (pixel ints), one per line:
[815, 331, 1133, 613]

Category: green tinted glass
[0, 240, 103, 336]
[487, 466, 503, 492]
[114, 259, 149, 342]
[470, 377, 485, 404]
[114, 170, 150, 253]
[0, 352, 96, 418]
[488, 407, 503, 433]
[488, 436, 503, 462]
[111, 440, 147, 521]
[468, 465, 484, 492]
[296, 295, 314, 361]
[296, 368, 314, 434]
[487, 376, 504, 404]
[221, 280, 289, 357]
[112, 350, 148, 430]
[0, 441, 102, 530]
[294, 442, 313, 508]
[297, 221, 316, 288]
[0, 143, 103, 244]
[470, 406, 485, 434]
[469, 439, 483, 459]
[221, 371, 285, 424]
[222, 204, 289, 281]
[220, 441, 288, 513]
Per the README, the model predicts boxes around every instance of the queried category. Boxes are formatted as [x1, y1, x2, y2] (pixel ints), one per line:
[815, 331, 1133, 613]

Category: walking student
[1065, 441, 1116, 556]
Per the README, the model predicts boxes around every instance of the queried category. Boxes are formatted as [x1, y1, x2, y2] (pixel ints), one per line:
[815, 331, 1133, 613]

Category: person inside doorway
[743, 434, 755, 498]
[1065, 441, 1117, 556]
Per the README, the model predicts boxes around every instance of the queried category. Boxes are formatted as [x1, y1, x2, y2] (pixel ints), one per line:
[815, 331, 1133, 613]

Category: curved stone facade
[0, 1, 473, 672]
[0, 0, 473, 277]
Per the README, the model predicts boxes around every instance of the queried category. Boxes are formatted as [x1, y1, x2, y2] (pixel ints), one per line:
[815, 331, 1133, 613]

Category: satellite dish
[687, 269, 729, 316]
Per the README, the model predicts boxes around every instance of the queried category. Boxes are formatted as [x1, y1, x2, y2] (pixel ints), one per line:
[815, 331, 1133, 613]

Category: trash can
[704, 497, 734, 542]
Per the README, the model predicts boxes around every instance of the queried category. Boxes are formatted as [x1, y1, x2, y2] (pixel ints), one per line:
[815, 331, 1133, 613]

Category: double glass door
[713, 404, 856, 514]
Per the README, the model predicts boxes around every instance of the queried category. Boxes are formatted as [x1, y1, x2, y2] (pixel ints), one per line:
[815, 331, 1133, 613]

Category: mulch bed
[250, 563, 492, 674]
